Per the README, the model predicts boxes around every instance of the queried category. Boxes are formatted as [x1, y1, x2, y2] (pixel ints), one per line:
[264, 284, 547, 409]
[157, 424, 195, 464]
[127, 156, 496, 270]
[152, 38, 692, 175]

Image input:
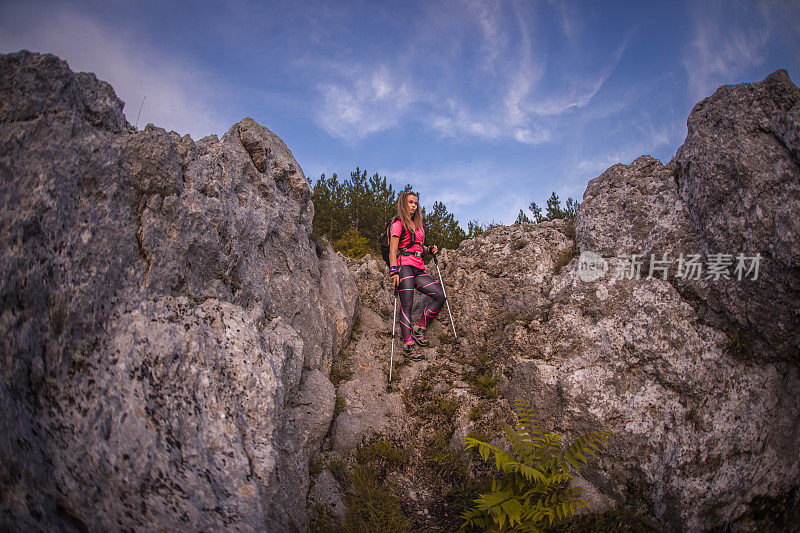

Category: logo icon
[577, 250, 608, 282]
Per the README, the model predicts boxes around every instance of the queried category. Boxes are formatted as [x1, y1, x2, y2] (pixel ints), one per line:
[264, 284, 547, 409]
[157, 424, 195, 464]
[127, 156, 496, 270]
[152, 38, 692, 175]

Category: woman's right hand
[392, 272, 399, 287]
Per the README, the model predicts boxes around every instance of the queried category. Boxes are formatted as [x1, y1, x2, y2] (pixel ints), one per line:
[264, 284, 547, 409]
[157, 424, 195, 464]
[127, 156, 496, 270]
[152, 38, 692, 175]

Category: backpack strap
[398, 223, 424, 257]
[389, 219, 424, 260]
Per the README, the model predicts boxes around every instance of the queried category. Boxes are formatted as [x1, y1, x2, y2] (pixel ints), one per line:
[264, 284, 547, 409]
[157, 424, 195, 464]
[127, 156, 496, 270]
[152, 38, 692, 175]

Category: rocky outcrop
[3, 50, 798, 532]
[495, 71, 800, 530]
[317, 71, 800, 532]
[674, 69, 800, 359]
[0, 51, 356, 531]
[576, 70, 800, 360]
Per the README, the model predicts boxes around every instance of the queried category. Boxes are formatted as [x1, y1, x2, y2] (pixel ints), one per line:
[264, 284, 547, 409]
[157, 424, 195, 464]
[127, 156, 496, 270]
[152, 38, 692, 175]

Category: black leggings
[397, 264, 446, 343]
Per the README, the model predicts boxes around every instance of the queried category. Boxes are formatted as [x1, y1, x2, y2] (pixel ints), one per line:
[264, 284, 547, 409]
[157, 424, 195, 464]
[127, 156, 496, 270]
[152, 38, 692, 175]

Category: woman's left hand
[429, 245, 438, 255]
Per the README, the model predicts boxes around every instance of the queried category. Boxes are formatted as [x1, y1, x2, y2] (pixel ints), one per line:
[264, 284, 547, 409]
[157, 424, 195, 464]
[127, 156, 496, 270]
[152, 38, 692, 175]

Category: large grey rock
[507, 259, 799, 530]
[575, 155, 695, 260]
[576, 71, 800, 360]
[674, 70, 800, 358]
[0, 51, 356, 531]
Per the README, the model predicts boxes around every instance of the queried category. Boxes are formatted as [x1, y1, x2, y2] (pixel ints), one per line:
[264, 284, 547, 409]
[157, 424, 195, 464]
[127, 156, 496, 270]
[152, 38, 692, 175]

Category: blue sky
[2, 1, 799, 227]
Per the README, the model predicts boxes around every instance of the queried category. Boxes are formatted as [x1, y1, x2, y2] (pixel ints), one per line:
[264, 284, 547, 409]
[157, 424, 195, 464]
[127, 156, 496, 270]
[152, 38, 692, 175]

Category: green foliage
[467, 219, 502, 238]
[423, 200, 468, 250]
[469, 403, 488, 421]
[334, 394, 347, 415]
[327, 455, 348, 485]
[463, 352, 498, 399]
[312, 167, 468, 253]
[330, 361, 353, 388]
[528, 192, 580, 224]
[515, 209, 532, 225]
[426, 429, 467, 481]
[342, 467, 413, 533]
[341, 437, 413, 533]
[553, 244, 579, 274]
[468, 220, 486, 238]
[446, 478, 494, 531]
[472, 374, 498, 399]
[312, 172, 349, 243]
[468, 424, 495, 444]
[462, 399, 610, 532]
[725, 331, 748, 357]
[545, 506, 658, 532]
[308, 504, 342, 533]
[309, 454, 325, 477]
[334, 227, 374, 259]
[435, 395, 460, 419]
[355, 437, 407, 476]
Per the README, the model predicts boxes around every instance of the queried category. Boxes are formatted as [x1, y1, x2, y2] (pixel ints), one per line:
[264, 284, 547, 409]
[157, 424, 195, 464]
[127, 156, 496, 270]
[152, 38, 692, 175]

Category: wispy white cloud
[682, 2, 773, 102]
[463, 0, 508, 70]
[315, 64, 418, 142]
[385, 160, 524, 225]
[427, 2, 628, 146]
[547, 0, 581, 43]
[574, 125, 672, 179]
[305, 0, 632, 147]
[0, 3, 229, 139]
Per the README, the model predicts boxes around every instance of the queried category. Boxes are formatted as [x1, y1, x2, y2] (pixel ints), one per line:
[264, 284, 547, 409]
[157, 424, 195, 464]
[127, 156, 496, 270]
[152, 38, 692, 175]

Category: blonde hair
[396, 190, 422, 231]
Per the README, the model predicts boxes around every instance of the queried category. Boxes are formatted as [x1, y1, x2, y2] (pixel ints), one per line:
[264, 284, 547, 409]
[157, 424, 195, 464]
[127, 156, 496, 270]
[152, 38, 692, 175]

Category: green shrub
[334, 227, 374, 259]
[462, 399, 610, 531]
[330, 362, 353, 387]
[342, 467, 412, 533]
[445, 478, 493, 531]
[469, 403, 488, 421]
[342, 437, 413, 533]
[355, 436, 406, 476]
[426, 430, 466, 481]
[467, 424, 495, 444]
[435, 395, 460, 420]
[309, 455, 325, 477]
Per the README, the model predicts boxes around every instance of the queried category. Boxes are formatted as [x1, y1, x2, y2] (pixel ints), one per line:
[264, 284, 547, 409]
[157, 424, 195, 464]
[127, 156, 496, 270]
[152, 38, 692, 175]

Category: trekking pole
[387, 284, 398, 392]
[432, 252, 459, 343]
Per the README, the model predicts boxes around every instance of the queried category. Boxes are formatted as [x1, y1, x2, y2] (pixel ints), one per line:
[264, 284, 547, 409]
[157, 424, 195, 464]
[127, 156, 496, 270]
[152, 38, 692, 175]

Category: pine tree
[311, 169, 468, 257]
[467, 220, 485, 239]
[527, 192, 580, 224]
[424, 201, 467, 251]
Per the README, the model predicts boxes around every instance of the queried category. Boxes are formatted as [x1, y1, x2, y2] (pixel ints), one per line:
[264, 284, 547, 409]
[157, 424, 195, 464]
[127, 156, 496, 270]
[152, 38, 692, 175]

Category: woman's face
[407, 194, 418, 214]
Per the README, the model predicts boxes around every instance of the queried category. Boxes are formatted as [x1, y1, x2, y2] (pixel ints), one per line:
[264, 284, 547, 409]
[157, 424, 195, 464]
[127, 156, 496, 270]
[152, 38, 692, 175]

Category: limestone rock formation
[317, 70, 799, 532]
[0, 51, 356, 531]
[577, 70, 800, 360]
[486, 70, 800, 530]
[3, 49, 798, 533]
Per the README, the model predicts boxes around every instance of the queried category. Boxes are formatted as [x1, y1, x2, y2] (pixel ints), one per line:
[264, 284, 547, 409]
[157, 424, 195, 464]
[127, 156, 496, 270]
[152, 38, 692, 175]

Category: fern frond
[462, 399, 610, 532]
[466, 437, 516, 471]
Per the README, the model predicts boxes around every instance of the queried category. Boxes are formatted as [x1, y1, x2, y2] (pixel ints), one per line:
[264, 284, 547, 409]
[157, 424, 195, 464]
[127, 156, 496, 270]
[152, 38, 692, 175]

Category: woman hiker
[388, 189, 446, 361]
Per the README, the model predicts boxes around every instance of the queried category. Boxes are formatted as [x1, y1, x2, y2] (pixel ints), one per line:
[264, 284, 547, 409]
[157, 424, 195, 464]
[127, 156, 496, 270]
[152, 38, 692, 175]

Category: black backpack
[379, 217, 421, 266]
